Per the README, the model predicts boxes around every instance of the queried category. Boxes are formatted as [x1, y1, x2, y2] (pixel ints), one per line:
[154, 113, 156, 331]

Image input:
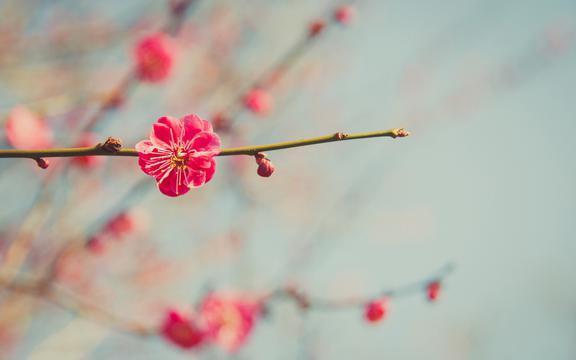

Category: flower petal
[158, 170, 191, 197]
[135, 139, 154, 153]
[181, 114, 207, 138]
[138, 148, 173, 179]
[188, 156, 216, 184]
[203, 159, 216, 183]
[151, 116, 183, 148]
[191, 131, 221, 153]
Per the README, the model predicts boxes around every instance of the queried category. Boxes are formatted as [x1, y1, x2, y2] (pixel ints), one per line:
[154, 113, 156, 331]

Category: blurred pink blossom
[243, 88, 273, 116]
[5, 106, 53, 150]
[199, 293, 261, 352]
[134, 33, 175, 83]
[160, 310, 205, 349]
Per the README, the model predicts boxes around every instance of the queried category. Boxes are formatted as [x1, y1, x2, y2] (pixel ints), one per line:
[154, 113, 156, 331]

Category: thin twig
[266, 263, 455, 311]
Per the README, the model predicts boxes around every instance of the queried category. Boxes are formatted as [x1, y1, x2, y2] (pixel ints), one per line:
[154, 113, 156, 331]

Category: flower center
[170, 148, 189, 169]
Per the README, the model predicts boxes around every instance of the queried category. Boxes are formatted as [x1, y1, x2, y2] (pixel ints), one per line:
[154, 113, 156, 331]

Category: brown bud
[99, 137, 122, 153]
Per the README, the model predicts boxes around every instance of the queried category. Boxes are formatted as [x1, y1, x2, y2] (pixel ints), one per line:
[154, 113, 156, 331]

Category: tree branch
[266, 262, 455, 311]
[0, 128, 409, 160]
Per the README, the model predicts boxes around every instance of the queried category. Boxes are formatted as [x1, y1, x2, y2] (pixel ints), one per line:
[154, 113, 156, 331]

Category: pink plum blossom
[198, 293, 261, 352]
[136, 115, 221, 197]
[134, 33, 175, 83]
[5, 106, 53, 149]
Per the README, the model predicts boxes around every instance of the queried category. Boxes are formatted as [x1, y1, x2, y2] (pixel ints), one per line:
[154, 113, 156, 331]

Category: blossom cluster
[160, 279, 445, 352]
[161, 293, 261, 352]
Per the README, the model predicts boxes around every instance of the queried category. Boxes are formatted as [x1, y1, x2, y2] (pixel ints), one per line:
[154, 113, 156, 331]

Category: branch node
[284, 286, 310, 311]
[334, 132, 348, 140]
[98, 137, 123, 153]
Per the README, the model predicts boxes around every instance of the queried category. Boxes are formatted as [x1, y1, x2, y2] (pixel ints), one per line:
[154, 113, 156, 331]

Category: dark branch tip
[393, 128, 410, 138]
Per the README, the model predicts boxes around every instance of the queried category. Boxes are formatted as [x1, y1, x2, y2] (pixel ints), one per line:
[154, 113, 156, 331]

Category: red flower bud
[212, 112, 231, 133]
[34, 158, 49, 169]
[104, 212, 135, 238]
[364, 298, 388, 323]
[86, 235, 106, 255]
[243, 88, 273, 116]
[255, 153, 275, 177]
[309, 20, 326, 37]
[426, 281, 441, 302]
[334, 5, 354, 25]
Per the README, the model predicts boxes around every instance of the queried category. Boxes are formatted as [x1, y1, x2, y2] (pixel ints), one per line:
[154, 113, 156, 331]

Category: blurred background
[0, 0, 575, 358]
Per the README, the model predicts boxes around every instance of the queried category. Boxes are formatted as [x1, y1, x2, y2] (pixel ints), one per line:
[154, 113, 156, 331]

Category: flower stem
[0, 128, 409, 160]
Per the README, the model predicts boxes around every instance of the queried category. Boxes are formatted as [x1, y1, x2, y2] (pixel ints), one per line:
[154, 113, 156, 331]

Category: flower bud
[334, 5, 354, 25]
[243, 88, 273, 116]
[212, 112, 231, 133]
[255, 153, 275, 177]
[364, 298, 388, 323]
[309, 20, 326, 37]
[35, 158, 49, 169]
[426, 281, 441, 302]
